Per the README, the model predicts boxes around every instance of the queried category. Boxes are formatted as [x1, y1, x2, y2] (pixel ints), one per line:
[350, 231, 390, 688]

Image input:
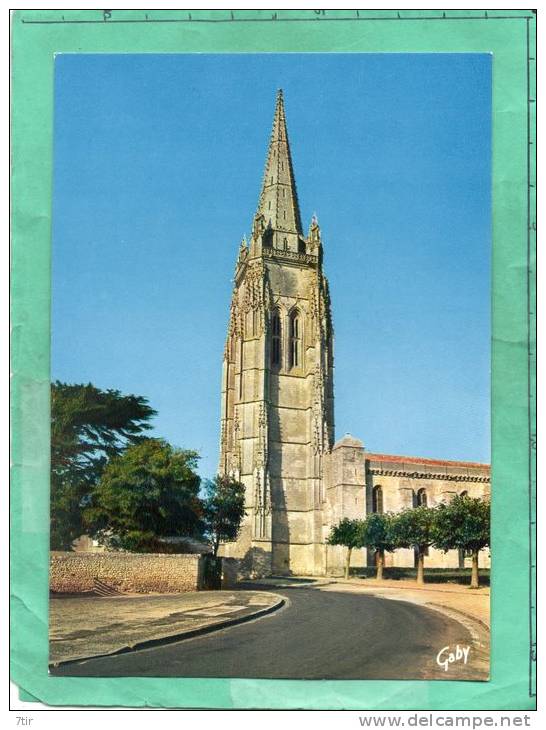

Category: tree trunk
[471, 550, 480, 588]
[376, 549, 384, 581]
[345, 547, 352, 579]
[416, 548, 425, 585]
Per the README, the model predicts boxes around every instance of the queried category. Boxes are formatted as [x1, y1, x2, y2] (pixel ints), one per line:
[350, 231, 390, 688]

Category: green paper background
[10, 8, 536, 710]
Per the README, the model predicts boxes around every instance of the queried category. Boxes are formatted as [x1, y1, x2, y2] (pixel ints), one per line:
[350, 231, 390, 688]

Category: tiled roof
[365, 452, 490, 470]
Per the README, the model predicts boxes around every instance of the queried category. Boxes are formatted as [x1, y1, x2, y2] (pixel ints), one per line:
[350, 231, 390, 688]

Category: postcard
[10, 9, 536, 712]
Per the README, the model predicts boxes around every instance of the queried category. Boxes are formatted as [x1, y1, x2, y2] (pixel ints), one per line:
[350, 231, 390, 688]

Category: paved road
[51, 585, 479, 680]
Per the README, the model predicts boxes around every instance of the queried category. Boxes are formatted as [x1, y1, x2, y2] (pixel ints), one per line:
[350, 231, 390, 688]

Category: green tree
[432, 495, 490, 588]
[50, 381, 156, 549]
[50, 480, 89, 554]
[83, 439, 202, 551]
[390, 506, 436, 585]
[327, 518, 364, 579]
[203, 475, 246, 557]
[361, 513, 396, 580]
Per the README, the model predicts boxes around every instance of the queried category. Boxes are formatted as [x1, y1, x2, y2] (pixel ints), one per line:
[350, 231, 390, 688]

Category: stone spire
[256, 89, 303, 240]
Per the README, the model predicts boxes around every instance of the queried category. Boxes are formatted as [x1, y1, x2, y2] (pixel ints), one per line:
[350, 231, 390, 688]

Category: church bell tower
[219, 90, 334, 576]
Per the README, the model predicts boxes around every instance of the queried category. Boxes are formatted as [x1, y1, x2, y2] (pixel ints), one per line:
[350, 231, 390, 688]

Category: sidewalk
[318, 576, 490, 629]
[49, 590, 284, 666]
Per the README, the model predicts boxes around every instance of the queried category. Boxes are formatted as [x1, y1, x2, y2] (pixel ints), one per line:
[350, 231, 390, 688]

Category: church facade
[218, 90, 490, 577]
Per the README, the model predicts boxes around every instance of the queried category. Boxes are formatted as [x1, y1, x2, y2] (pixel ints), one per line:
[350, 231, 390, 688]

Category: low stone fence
[50, 551, 205, 594]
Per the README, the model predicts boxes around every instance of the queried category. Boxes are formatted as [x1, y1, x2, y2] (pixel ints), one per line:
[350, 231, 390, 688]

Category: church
[218, 90, 490, 577]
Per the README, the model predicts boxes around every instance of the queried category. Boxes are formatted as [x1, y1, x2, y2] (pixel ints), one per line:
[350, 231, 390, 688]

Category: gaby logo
[436, 644, 470, 671]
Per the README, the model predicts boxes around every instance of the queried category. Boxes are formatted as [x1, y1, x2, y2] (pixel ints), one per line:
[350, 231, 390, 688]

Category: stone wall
[50, 552, 205, 594]
[321, 441, 491, 576]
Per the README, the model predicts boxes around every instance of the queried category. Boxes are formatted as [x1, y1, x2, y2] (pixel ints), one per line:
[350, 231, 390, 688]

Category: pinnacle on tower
[256, 89, 303, 241]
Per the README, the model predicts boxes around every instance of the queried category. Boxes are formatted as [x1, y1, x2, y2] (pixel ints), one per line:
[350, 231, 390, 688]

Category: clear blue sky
[52, 53, 491, 478]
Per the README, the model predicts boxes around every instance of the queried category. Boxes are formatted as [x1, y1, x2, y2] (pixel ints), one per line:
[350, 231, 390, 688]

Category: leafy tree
[390, 506, 436, 585]
[83, 439, 202, 551]
[50, 381, 156, 549]
[202, 475, 246, 557]
[361, 513, 396, 580]
[50, 481, 89, 554]
[327, 518, 364, 579]
[432, 495, 490, 588]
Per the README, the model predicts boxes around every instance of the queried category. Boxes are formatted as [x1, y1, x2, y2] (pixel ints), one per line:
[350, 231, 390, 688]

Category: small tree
[391, 506, 436, 585]
[327, 518, 364, 579]
[361, 513, 396, 580]
[432, 495, 490, 588]
[84, 439, 202, 551]
[203, 475, 246, 557]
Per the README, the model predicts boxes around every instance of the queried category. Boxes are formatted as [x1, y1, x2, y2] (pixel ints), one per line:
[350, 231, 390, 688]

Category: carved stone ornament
[264, 474, 271, 515]
[307, 216, 321, 253]
[238, 236, 248, 260]
[252, 212, 266, 239]
[254, 469, 262, 511]
[242, 261, 265, 327]
[255, 402, 268, 468]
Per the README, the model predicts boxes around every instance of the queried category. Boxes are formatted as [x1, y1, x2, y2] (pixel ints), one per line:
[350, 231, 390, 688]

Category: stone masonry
[218, 90, 490, 578]
[50, 552, 204, 594]
[323, 437, 490, 575]
[219, 90, 334, 577]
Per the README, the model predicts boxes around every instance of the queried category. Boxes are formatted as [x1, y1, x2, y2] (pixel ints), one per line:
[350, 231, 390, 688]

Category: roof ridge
[365, 452, 490, 469]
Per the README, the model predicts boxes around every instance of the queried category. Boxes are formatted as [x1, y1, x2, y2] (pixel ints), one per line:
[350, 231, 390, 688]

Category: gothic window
[262, 226, 273, 248]
[460, 490, 468, 497]
[289, 311, 301, 369]
[416, 488, 427, 507]
[372, 485, 384, 514]
[271, 309, 281, 367]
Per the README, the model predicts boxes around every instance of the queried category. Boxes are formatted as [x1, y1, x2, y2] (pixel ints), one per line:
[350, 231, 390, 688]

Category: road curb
[322, 580, 489, 662]
[426, 601, 490, 635]
[361, 591, 490, 680]
[422, 600, 490, 679]
[331, 578, 490, 596]
[49, 593, 286, 668]
[422, 600, 490, 656]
